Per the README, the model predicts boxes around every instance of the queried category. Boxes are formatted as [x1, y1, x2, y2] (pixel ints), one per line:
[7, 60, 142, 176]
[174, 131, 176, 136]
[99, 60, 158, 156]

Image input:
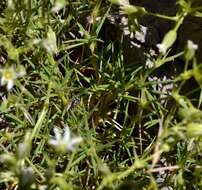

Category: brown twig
[148, 165, 202, 173]
[151, 117, 164, 168]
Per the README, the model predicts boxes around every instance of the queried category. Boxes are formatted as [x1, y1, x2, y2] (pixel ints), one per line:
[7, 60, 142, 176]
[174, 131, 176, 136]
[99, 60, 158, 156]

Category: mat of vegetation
[0, 0, 202, 189]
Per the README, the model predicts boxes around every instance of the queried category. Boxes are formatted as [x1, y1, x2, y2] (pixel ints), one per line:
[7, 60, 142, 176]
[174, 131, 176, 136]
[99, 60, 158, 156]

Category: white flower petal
[53, 127, 61, 141]
[69, 137, 83, 146]
[7, 79, 14, 91]
[1, 77, 5, 86]
[67, 137, 83, 151]
[135, 26, 147, 43]
[49, 139, 59, 146]
[120, 0, 129, 6]
[157, 43, 166, 54]
[187, 40, 198, 50]
[63, 126, 71, 143]
[51, 4, 63, 13]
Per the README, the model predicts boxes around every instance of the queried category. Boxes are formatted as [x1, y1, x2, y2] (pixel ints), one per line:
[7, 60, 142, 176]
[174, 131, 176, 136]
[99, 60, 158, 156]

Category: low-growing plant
[0, 0, 202, 189]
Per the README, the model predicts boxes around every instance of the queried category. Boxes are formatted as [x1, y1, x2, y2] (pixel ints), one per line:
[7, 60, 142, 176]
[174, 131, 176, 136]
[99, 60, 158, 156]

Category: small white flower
[187, 40, 198, 51]
[0, 67, 16, 91]
[135, 25, 147, 43]
[110, 0, 129, 6]
[120, 0, 129, 6]
[42, 27, 57, 54]
[145, 58, 154, 68]
[0, 66, 26, 91]
[185, 40, 198, 61]
[156, 43, 167, 54]
[49, 125, 83, 152]
[42, 40, 57, 53]
[7, 0, 14, 9]
[51, 0, 66, 13]
[156, 29, 177, 54]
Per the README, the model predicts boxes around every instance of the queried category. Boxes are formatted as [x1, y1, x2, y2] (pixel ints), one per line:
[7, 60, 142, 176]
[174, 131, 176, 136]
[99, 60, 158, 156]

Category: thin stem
[148, 12, 178, 21]
[151, 117, 164, 168]
[30, 102, 49, 142]
[26, 158, 46, 182]
[148, 165, 202, 173]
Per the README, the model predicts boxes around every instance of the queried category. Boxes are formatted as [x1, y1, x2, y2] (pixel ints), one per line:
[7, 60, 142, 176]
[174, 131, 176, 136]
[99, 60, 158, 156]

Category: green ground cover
[0, 0, 202, 189]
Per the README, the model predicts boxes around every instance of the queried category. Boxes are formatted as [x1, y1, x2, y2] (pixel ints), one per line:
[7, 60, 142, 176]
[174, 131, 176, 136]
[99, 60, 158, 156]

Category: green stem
[26, 158, 46, 182]
[174, 15, 185, 31]
[97, 159, 146, 190]
[148, 12, 178, 21]
[190, 6, 202, 12]
[30, 102, 49, 142]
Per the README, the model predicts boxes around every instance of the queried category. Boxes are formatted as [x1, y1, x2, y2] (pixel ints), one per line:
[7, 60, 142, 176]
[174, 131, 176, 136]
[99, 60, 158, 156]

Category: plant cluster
[0, 0, 202, 189]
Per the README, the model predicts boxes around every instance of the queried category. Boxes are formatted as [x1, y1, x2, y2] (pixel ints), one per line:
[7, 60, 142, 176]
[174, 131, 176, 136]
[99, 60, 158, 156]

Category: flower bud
[186, 122, 202, 138]
[121, 5, 147, 16]
[184, 40, 198, 61]
[157, 29, 177, 54]
[193, 65, 202, 86]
